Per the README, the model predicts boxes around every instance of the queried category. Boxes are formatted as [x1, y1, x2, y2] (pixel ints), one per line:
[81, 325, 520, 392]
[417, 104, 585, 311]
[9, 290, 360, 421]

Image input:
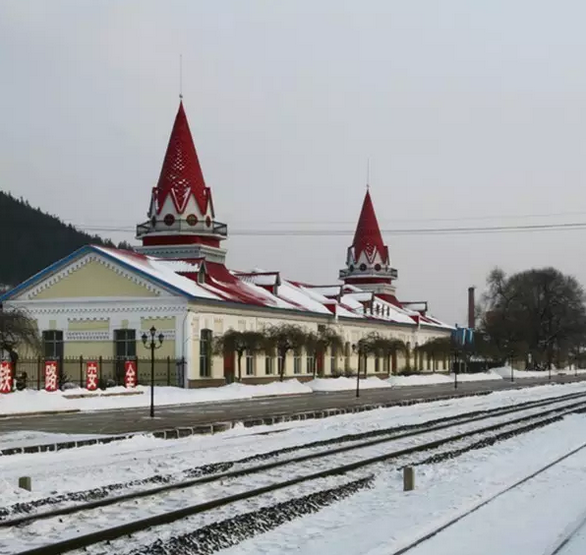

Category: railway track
[543, 507, 586, 555]
[4, 391, 586, 555]
[3, 388, 585, 522]
[385, 442, 586, 555]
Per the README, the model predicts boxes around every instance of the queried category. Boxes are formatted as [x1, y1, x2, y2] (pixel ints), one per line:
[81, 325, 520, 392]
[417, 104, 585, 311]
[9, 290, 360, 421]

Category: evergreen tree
[0, 191, 134, 286]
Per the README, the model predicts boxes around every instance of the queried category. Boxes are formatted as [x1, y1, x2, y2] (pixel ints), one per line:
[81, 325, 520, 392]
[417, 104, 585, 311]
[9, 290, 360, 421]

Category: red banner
[0, 361, 13, 394]
[44, 361, 59, 392]
[124, 360, 137, 388]
[86, 361, 98, 391]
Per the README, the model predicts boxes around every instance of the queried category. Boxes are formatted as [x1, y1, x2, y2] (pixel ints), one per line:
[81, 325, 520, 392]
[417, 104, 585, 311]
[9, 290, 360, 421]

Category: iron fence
[7, 356, 186, 390]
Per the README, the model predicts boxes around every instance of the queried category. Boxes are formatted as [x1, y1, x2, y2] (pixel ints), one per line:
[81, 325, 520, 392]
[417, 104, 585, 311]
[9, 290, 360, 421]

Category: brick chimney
[468, 286, 475, 329]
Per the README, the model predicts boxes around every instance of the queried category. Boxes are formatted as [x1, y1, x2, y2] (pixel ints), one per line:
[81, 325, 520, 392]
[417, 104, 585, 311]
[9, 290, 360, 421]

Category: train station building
[0, 101, 452, 388]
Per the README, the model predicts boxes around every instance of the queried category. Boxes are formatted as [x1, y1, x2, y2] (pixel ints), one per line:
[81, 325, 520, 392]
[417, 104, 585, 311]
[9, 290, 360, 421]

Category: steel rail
[4, 390, 586, 529]
[10, 397, 586, 555]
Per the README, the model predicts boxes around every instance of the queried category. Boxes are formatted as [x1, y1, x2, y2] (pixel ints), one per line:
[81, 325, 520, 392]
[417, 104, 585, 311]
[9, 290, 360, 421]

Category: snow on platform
[387, 371, 502, 386]
[0, 380, 312, 416]
[0, 369, 582, 416]
[308, 377, 391, 391]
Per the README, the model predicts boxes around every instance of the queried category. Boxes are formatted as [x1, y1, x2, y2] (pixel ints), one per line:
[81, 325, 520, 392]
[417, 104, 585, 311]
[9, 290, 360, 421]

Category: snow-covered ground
[388, 370, 502, 386]
[0, 380, 312, 416]
[1, 369, 580, 416]
[2, 382, 586, 554]
[0, 382, 584, 506]
[217, 414, 586, 555]
[310, 377, 391, 391]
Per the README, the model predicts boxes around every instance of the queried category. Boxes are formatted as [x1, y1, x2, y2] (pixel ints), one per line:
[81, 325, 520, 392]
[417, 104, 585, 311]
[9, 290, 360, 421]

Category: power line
[5, 221, 586, 236]
[50, 209, 586, 230]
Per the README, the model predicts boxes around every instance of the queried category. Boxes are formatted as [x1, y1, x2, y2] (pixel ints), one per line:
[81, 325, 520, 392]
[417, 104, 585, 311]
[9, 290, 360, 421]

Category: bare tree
[305, 327, 344, 378]
[265, 324, 308, 381]
[370, 335, 407, 374]
[355, 332, 379, 378]
[214, 329, 267, 382]
[478, 267, 586, 368]
[0, 307, 40, 365]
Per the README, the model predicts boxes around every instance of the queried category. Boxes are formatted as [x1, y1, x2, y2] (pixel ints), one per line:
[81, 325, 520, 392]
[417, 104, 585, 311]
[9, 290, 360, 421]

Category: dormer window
[197, 265, 206, 284]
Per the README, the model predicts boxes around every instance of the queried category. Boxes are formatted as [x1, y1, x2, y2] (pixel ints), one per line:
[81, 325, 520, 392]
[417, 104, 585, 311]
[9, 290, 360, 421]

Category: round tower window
[186, 214, 198, 226]
[374, 263, 382, 271]
[359, 263, 367, 272]
[164, 214, 175, 226]
[205, 215, 212, 228]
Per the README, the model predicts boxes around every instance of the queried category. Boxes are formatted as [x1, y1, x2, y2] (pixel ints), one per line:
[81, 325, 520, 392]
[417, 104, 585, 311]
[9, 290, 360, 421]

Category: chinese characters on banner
[124, 360, 137, 388]
[44, 361, 59, 392]
[0, 361, 13, 393]
[86, 361, 98, 391]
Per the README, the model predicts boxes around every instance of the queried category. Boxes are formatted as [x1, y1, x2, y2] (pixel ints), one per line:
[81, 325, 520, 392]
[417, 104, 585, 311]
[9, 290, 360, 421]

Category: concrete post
[403, 467, 415, 491]
[18, 476, 32, 491]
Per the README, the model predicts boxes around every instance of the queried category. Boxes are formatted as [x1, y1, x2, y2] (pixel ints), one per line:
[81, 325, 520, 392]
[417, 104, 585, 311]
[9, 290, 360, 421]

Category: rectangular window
[330, 345, 338, 373]
[375, 356, 380, 373]
[277, 355, 284, 375]
[306, 355, 315, 375]
[199, 329, 212, 377]
[246, 353, 255, 376]
[383, 356, 390, 373]
[42, 330, 63, 359]
[114, 329, 136, 359]
[293, 351, 302, 374]
[265, 356, 274, 375]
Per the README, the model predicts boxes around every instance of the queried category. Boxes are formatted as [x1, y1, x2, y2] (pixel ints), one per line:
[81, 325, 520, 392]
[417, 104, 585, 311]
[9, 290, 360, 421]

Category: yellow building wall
[63, 339, 176, 360]
[141, 317, 176, 330]
[64, 341, 113, 359]
[68, 320, 109, 331]
[32, 260, 159, 299]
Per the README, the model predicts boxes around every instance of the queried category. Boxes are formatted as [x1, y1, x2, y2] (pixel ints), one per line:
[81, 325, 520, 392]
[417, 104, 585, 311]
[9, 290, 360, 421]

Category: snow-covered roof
[96, 247, 219, 300]
[1, 245, 452, 331]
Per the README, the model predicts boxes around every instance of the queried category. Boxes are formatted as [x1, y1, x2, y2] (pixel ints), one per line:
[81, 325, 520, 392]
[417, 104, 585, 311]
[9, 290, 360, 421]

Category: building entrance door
[223, 351, 235, 384]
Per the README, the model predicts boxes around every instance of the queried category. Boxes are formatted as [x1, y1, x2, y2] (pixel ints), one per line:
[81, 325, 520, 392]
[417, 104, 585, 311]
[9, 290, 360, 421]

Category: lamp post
[510, 350, 515, 383]
[352, 343, 361, 398]
[142, 326, 164, 418]
[454, 350, 459, 390]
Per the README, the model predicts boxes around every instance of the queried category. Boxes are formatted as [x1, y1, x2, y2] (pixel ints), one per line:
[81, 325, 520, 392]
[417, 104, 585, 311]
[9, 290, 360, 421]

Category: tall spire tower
[339, 189, 398, 296]
[135, 101, 227, 263]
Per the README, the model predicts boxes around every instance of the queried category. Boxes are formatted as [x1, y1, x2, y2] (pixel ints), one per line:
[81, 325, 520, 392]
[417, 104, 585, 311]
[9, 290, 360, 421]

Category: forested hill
[0, 191, 131, 288]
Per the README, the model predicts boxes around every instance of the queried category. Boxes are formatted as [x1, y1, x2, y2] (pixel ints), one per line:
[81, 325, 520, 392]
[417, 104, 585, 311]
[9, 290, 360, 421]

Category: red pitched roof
[155, 101, 211, 215]
[351, 190, 389, 264]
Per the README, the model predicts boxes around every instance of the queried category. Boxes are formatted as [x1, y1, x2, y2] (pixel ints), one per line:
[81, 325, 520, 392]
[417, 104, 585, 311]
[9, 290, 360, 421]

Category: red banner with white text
[124, 360, 137, 388]
[44, 361, 59, 392]
[0, 361, 13, 393]
[86, 361, 98, 391]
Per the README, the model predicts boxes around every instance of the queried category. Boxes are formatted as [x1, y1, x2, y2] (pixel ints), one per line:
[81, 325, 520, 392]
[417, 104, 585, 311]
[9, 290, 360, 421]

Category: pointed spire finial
[179, 54, 183, 100]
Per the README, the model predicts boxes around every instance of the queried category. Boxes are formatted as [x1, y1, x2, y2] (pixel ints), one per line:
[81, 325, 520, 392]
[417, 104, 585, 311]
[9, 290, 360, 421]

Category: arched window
[199, 329, 213, 377]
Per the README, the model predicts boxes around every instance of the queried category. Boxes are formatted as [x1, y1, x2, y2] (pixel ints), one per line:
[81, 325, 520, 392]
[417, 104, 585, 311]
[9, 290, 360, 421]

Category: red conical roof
[155, 101, 211, 215]
[352, 190, 389, 264]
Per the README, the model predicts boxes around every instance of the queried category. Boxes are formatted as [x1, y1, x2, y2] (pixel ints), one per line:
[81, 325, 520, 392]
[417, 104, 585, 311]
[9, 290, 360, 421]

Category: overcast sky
[2, 0, 586, 325]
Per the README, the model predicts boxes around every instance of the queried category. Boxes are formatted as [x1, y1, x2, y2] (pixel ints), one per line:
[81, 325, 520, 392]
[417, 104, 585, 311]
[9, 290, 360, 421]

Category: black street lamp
[142, 326, 164, 418]
[352, 343, 361, 398]
[454, 350, 459, 390]
[510, 350, 515, 383]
